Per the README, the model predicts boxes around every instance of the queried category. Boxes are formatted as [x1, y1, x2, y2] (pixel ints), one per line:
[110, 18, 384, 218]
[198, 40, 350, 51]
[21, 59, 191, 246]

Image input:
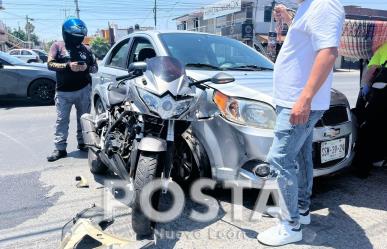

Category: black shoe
[77, 144, 88, 152]
[47, 150, 67, 162]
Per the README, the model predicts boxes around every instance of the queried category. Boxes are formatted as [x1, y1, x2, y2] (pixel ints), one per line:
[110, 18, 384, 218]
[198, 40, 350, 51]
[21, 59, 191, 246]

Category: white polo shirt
[273, 0, 345, 110]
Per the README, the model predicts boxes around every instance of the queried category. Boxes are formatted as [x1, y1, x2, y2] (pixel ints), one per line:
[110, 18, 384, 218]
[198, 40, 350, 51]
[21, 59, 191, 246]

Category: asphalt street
[0, 71, 386, 249]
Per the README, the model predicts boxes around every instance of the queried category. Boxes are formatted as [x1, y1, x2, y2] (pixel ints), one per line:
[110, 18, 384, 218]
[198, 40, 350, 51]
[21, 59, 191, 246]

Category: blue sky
[0, 0, 385, 41]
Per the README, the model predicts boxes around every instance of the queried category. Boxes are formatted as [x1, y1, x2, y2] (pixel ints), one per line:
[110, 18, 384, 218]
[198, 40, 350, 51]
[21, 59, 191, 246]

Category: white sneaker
[299, 209, 311, 225]
[257, 221, 302, 246]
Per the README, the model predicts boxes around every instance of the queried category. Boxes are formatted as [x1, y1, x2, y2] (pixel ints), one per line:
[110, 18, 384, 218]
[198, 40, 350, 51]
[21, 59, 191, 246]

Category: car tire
[88, 149, 108, 175]
[28, 79, 56, 105]
[94, 96, 105, 115]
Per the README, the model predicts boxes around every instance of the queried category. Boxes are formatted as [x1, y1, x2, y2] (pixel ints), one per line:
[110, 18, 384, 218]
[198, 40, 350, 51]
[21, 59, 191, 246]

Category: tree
[10, 28, 40, 46]
[11, 28, 27, 41]
[90, 37, 110, 60]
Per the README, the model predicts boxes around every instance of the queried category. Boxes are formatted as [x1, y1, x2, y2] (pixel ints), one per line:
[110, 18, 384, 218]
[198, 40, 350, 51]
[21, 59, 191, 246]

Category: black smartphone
[77, 61, 86, 65]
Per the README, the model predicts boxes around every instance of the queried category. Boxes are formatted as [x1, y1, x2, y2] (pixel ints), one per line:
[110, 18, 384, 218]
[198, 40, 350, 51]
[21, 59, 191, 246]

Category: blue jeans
[266, 106, 324, 223]
[54, 85, 91, 150]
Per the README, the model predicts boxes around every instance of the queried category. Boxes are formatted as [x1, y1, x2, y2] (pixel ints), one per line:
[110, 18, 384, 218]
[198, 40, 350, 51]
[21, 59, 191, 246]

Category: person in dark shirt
[47, 18, 98, 162]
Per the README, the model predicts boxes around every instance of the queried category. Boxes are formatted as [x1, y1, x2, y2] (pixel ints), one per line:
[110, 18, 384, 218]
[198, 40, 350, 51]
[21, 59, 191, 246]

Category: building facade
[174, 0, 296, 42]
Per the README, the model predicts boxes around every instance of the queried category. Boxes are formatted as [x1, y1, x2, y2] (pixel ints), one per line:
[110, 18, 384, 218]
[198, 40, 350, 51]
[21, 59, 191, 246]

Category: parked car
[91, 31, 356, 185]
[7, 49, 41, 63]
[32, 49, 48, 63]
[0, 51, 56, 104]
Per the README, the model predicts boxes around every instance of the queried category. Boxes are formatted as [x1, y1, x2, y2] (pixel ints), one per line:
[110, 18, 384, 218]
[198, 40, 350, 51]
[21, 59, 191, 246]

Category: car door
[94, 38, 131, 107]
[0, 59, 20, 96]
[98, 38, 131, 86]
[9, 50, 21, 61]
[20, 50, 33, 63]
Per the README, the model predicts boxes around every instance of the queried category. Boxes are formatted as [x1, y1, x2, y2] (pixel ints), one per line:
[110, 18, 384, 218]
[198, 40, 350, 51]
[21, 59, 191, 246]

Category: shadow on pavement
[0, 97, 53, 109]
[299, 168, 387, 248]
[76, 167, 387, 249]
[67, 150, 88, 159]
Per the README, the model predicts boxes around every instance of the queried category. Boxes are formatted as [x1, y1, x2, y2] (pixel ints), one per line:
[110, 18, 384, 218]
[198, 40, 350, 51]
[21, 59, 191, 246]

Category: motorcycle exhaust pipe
[80, 114, 100, 148]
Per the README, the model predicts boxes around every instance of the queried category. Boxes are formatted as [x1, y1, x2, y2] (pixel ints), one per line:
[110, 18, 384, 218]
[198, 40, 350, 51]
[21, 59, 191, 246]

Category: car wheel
[28, 79, 56, 105]
[94, 97, 105, 115]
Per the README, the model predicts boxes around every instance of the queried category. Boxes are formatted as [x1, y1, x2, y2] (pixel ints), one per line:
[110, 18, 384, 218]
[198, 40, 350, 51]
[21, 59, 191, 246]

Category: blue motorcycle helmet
[62, 17, 88, 47]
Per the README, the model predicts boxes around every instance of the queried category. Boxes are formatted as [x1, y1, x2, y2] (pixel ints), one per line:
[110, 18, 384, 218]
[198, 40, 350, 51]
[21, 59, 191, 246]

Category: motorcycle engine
[106, 131, 125, 155]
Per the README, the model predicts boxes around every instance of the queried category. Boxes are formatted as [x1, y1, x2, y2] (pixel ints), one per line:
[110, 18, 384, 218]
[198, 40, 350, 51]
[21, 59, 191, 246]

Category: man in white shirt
[257, 0, 345, 246]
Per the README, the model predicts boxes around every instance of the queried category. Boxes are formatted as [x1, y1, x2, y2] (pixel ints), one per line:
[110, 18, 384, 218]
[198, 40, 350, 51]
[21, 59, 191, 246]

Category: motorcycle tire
[88, 149, 108, 174]
[132, 151, 161, 237]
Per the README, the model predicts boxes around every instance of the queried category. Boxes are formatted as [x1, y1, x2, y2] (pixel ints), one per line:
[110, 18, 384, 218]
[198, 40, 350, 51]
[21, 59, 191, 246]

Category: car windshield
[159, 33, 273, 71]
[0, 51, 25, 65]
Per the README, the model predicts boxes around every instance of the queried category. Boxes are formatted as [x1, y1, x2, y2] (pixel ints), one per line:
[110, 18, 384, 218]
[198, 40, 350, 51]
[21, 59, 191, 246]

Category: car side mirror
[211, 72, 235, 84]
[128, 62, 147, 74]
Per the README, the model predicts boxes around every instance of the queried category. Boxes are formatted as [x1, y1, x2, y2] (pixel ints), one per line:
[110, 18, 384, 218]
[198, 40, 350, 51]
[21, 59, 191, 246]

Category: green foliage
[10, 28, 40, 46]
[11, 28, 27, 41]
[90, 37, 110, 60]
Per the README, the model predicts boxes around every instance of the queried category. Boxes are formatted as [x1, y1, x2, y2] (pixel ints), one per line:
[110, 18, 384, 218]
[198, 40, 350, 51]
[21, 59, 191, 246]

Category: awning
[339, 18, 387, 60]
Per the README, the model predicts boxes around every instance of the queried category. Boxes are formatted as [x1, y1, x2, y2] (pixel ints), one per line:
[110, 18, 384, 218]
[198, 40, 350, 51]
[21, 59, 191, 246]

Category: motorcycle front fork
[162, 120, 175, 194]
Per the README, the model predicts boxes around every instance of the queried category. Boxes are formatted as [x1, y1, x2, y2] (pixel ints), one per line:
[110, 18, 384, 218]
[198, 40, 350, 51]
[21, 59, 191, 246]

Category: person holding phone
[47, 17, 98, 162]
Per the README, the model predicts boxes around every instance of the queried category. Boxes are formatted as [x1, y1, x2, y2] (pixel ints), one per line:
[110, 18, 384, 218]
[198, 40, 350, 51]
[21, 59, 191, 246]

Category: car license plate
[321, 138, 346, 163]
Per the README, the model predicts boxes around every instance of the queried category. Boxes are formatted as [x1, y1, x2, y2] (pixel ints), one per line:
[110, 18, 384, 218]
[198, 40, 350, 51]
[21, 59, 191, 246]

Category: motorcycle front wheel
[132, 151, 161, 238]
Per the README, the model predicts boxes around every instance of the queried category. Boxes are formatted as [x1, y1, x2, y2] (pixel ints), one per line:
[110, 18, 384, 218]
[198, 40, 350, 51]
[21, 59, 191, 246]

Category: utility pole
[153, 0, 157, 29]
[25, 15, 34, 48]
[60, 8, 71, 19]
[74, 0, 80, 18]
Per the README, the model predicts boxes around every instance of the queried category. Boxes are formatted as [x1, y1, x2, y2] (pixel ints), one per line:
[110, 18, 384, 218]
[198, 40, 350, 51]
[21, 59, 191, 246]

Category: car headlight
[213, 91, 276, 129]
[137, 88, 192, 119]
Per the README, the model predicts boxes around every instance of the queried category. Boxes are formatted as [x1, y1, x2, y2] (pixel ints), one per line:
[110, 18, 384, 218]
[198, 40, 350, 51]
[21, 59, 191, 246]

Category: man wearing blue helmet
[47, 18, 98, 162]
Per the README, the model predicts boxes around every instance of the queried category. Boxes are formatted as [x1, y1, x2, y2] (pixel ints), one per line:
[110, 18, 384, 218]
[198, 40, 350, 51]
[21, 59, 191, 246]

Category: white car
[7, 49, 41, 63]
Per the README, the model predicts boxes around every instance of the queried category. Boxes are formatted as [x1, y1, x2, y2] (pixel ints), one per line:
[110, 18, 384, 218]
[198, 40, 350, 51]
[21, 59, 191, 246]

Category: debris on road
[75, 175, 89, 188]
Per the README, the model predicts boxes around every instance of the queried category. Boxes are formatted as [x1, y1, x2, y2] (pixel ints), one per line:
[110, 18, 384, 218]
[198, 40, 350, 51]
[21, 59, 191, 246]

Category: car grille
[312, 136, 350, 169]
[315, 105, 349, 127]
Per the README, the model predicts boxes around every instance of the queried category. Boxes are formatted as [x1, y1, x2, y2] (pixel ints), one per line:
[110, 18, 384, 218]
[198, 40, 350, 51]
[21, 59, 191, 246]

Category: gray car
[91, 31, 356, 185]
[0, 51, 56, 104]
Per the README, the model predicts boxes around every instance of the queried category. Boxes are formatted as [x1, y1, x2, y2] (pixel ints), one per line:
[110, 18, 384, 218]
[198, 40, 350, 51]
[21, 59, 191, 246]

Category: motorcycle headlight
[137, 88, 193, 119]
[213, 91, 276, 129]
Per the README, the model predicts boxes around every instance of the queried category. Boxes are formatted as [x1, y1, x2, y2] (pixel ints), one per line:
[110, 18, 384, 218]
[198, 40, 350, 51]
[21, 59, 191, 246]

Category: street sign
[242, 23, 254, 39]
[203, 0, 241, 20]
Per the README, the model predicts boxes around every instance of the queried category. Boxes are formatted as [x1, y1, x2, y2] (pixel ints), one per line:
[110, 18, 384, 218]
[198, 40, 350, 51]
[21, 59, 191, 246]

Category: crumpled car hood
[187, 70, 274, 106]
[187, 69, 349, 107]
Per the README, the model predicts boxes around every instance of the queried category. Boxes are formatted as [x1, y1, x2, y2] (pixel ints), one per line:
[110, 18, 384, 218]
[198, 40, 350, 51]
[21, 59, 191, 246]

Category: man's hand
[273, 4, 293, 26]
[69, 62, 81, 72]
[290, 47, 338, 125]
[78, 64, 88, 72]
[290, 96, 312, 125]
[69, 62, 87, 72]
